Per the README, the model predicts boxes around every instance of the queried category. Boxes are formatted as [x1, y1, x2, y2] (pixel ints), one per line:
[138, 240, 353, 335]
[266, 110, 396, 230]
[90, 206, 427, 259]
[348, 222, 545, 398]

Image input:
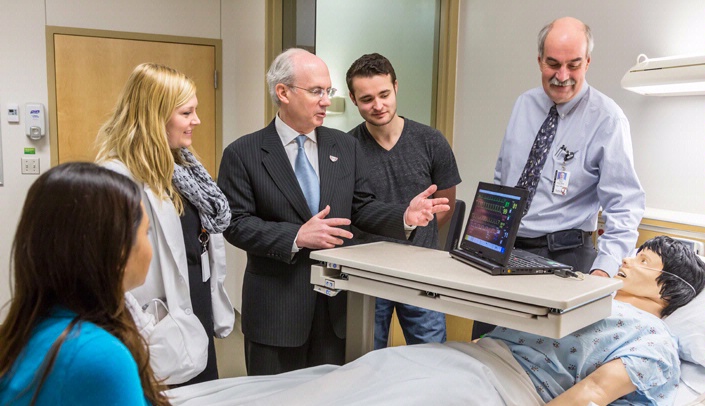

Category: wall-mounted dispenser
[25, 103, 46, 140]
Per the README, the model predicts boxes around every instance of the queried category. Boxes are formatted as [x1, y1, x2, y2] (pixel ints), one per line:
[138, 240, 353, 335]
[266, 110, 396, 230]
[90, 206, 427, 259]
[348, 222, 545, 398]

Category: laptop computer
[450, 182, 572, 275]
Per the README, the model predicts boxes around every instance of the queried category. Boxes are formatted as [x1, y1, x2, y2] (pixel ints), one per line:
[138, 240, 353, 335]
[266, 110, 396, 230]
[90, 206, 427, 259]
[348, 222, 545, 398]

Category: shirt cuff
[403, 208, 417, 239]
[591, 254, 621, 278]
[292, 230, 301, 256]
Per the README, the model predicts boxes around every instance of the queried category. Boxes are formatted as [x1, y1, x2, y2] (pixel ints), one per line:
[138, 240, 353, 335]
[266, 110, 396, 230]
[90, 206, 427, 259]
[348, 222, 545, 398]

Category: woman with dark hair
[0, 162, 169, 405]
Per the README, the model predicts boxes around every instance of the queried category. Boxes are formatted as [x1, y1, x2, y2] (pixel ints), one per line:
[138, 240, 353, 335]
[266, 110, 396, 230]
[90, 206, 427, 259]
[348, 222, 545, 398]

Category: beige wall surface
[45, 0, 221, 38]
[221, 0, 266, 313]
[0, 0, 50, 317]
[0, 0, 265, 315]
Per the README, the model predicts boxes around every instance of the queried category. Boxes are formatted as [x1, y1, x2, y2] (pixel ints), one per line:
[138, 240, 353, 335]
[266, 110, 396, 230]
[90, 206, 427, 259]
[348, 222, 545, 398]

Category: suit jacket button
[185, 308, 192, 315]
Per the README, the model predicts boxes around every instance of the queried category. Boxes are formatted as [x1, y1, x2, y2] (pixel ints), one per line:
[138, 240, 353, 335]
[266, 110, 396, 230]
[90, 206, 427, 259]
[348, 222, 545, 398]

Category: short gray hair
[266, 48, 308, 106]
[537, 19, 594, 59]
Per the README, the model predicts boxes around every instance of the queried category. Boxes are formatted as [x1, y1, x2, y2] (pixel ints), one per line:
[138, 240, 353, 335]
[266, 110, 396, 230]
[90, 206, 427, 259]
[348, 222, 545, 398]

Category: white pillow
[664, 257, 705, 366]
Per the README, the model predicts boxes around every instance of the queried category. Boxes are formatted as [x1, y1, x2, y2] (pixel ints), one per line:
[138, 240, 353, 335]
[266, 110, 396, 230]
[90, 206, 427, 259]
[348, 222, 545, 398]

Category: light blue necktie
[295, 135, 320, 216]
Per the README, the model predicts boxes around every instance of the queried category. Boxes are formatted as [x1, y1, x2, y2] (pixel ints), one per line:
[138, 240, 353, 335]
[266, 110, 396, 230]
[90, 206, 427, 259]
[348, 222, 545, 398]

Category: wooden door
[52, 33, 218, 176]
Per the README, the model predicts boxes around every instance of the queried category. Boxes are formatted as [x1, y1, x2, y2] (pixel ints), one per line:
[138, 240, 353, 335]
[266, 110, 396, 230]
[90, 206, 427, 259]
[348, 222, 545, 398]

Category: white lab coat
[104, 160, 234, 384]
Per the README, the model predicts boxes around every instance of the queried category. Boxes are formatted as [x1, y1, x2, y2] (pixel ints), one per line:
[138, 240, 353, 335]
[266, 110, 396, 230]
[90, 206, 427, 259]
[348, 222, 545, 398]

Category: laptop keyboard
[508, 254, 543, 268]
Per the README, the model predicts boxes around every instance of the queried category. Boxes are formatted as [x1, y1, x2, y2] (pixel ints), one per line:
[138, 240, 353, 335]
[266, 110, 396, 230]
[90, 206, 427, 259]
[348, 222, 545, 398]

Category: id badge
[201, 250, 211, 282]
[552, 170, 570, 195]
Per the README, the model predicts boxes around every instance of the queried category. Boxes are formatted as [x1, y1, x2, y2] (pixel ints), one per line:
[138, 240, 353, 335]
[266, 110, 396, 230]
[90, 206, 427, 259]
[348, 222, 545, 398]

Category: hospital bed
[165, 246, 705, 405]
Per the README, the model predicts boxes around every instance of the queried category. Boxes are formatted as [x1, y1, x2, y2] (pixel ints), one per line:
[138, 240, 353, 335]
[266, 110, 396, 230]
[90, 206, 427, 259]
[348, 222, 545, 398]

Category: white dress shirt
[275, 114, 319, 177]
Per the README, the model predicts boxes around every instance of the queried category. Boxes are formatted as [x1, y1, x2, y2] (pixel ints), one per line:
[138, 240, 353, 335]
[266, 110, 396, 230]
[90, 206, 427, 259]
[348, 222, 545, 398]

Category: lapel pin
[329, 155, 338, 162]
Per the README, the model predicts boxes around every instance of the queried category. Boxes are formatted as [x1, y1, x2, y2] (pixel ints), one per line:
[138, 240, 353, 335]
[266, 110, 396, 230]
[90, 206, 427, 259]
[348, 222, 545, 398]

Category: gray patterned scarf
[172, 148, 231, 234]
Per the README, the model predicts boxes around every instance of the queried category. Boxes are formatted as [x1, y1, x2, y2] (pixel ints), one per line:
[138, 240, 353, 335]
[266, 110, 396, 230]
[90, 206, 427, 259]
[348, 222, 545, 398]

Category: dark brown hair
[0, 162, 169, 405]
[345, 53, 397, 94]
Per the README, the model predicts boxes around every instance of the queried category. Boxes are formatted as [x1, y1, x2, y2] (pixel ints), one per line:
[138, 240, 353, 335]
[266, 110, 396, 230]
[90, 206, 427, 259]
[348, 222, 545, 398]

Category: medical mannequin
[488, 236, 705, 405]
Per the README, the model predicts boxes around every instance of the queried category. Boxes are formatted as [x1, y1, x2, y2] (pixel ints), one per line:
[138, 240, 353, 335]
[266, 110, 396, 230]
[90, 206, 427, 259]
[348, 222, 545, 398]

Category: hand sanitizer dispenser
[25, 103, 46, 140]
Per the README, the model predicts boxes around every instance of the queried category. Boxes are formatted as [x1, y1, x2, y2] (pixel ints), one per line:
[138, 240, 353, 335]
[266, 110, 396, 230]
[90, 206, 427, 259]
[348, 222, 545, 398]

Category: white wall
[455, 1, 705, 225]
[221, 0, 266, 312]
[0, 0, 51, 316]
[316, 0, 437, 131]
[0, 0, 265, 314]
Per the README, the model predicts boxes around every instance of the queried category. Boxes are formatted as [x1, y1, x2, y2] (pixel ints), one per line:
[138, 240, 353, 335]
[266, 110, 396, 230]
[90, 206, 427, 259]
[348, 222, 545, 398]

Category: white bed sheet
[166, 340, 704, 406]
[166, 340, 542, 406]
[676, 361, 705, 406]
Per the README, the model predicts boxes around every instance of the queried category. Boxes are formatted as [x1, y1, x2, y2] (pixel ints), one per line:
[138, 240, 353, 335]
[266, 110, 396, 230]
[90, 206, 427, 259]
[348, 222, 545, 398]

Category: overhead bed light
[621, 53, 705, 96]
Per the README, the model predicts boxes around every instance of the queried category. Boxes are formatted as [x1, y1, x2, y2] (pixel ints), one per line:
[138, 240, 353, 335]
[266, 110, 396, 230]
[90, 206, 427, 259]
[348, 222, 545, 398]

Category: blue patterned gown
[487, 300, 680, 405]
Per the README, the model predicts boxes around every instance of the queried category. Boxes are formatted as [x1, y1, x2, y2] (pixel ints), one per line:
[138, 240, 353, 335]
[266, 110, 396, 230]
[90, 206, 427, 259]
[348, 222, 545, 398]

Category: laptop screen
[458, 182, 528, 266]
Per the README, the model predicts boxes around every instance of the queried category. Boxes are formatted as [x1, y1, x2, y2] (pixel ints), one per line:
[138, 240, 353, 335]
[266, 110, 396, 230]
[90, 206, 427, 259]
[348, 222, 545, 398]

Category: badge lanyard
[552, 145, 575, 196]
[199, 228, 211, 282]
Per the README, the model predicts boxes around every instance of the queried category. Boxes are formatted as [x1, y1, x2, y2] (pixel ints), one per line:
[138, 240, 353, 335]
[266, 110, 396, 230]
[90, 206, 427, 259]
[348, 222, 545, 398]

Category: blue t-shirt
[0, 309, 149, 405]
[488, 301, 680, 405]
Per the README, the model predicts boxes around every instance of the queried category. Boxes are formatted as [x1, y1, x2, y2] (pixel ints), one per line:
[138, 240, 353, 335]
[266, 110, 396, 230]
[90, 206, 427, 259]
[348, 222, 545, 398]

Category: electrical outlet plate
[21, 156, 39, 174]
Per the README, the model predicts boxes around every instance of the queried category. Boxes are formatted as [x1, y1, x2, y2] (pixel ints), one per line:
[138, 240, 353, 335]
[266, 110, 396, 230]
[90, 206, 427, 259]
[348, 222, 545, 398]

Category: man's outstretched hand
[404, 184, 451, 227]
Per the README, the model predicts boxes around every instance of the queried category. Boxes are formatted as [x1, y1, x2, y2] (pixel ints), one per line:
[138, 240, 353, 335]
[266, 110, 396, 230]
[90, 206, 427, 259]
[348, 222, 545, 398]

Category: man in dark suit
[217, 48, 449, 376]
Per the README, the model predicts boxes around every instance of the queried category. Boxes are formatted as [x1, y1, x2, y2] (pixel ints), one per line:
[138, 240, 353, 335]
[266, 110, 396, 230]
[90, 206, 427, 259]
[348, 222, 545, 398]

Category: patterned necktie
[295, 135, 320, 216]
[516, 105, 559, 214]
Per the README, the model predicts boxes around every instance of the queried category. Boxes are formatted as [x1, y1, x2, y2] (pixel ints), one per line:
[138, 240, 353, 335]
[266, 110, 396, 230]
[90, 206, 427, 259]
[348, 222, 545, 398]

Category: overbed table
[310, 242, 622, 362]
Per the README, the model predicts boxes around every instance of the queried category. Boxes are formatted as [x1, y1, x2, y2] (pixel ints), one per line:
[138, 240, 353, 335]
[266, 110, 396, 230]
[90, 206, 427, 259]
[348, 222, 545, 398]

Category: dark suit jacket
[218, 120, 407, 347]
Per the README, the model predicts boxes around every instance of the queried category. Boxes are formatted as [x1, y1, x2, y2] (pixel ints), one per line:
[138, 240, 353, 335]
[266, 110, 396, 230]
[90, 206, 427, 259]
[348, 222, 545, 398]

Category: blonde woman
[96, 63, 234, 385]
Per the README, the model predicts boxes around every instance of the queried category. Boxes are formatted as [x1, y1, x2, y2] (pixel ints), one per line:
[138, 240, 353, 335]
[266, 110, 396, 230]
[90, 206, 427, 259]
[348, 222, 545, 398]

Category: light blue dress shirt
[488, 300, 680, 405]
[494, 83, 645, 275]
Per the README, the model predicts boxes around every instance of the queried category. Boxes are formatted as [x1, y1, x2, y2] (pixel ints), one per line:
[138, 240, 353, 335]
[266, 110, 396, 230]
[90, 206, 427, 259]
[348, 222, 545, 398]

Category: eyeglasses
[289, 85, 337, 99]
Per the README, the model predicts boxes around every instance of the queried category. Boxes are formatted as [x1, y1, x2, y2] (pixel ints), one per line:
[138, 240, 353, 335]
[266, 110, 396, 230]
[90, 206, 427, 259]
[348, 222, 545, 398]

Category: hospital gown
[487, 300, 680, 405]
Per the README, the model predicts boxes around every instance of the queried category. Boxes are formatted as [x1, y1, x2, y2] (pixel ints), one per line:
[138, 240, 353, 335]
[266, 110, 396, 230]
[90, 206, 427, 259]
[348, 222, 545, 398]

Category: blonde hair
[95, 63, 196, 213]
